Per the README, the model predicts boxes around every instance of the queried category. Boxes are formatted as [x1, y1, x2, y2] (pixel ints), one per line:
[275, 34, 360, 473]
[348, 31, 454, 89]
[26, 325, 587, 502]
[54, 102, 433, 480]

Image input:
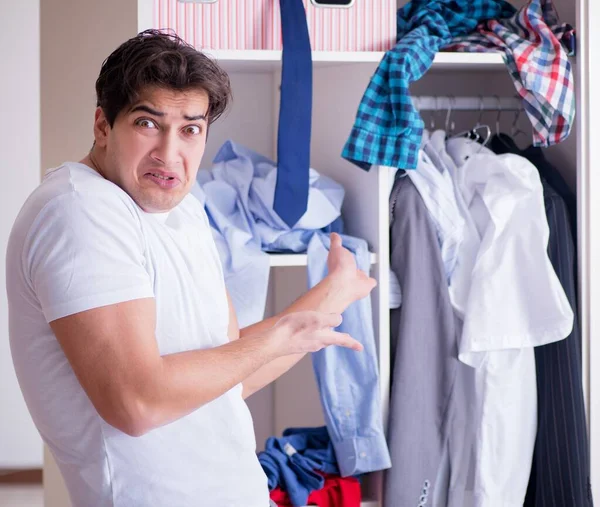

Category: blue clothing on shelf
[306, 233, 391, 477]
[191, 177, 270, 329]
[258, 427, 338, 507]
[341, 0, 515, 171]
[193, 141, 390, 477]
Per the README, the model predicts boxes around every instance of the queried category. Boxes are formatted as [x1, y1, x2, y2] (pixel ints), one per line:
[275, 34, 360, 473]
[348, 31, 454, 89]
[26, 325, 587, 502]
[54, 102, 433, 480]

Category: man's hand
[326, 232, 377, 305]
[238, 233, 376, 398]
[265, 311, 363, 357]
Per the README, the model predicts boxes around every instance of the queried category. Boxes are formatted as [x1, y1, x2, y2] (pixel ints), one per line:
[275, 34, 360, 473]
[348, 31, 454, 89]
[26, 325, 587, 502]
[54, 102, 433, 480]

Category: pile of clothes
[258, 427, 361, 507]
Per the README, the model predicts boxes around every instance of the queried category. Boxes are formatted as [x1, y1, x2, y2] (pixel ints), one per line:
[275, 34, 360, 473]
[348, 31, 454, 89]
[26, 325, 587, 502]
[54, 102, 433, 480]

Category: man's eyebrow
[129, 105, 207, 122]
[130, 104, 164, 116]
[183, 113, 207, 122]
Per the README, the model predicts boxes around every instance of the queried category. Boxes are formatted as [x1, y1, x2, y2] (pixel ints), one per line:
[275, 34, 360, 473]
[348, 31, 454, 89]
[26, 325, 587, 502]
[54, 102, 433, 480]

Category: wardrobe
[36, 0, 598, 505]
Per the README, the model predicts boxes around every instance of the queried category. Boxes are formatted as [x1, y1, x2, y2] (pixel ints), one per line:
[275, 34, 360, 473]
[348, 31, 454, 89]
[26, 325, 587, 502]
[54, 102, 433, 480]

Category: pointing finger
[323, 331, 363, 351]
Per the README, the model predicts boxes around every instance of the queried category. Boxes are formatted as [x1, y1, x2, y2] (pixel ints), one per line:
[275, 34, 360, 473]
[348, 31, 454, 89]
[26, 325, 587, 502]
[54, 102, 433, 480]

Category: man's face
[93, 86, 210, 212]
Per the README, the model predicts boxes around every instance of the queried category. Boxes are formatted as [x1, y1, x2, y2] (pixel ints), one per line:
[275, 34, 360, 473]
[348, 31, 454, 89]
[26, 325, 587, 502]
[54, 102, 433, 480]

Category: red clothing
[270, 475, 361, 507]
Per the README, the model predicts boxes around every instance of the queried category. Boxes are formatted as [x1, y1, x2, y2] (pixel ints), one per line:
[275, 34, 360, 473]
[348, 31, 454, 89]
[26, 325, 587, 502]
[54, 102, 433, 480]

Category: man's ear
[93, 107, 111, 148]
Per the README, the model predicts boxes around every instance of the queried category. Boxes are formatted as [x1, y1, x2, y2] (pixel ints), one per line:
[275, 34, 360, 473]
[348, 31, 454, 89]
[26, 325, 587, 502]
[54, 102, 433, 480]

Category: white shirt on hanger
[445, 137, 574, 507]
[425, 132, 484, 317]
[406, 130, 465, 283]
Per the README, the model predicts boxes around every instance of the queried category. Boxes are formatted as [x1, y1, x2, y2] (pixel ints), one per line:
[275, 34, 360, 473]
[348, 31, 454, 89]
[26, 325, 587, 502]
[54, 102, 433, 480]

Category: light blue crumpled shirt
[192, 140, 391, 476]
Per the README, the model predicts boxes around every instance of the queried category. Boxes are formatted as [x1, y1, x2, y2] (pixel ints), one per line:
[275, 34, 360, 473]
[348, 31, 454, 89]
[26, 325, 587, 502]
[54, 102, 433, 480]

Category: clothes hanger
[466, 95, 492, 154]
[474, 95, 485, 142]
[493, 95, 517, 151]
[420, 96, 437, 131]
[474, 94, 492, 149]
[510, 104, 529, 143]
[491, 94, 531, 153]
[495, 95, 502, 136]
[448, 95, 491, 146]
[433, 95, 446, 131]
[493, 98, 529, 151]
[465, 95, 484, 143]
[445, 95, 456, 136]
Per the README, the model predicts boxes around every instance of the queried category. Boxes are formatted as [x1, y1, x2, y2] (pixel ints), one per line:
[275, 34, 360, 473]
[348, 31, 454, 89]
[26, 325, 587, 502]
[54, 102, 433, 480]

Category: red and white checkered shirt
[445, 0, 575, 147]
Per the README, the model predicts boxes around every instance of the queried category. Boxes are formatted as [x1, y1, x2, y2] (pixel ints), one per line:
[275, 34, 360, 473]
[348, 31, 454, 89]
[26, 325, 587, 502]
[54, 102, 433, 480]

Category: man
[5, 30, 376, 506]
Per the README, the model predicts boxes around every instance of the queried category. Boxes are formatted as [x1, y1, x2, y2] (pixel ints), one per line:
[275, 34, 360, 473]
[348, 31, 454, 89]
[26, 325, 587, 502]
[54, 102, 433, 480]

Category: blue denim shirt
[194, 141, 390, 477]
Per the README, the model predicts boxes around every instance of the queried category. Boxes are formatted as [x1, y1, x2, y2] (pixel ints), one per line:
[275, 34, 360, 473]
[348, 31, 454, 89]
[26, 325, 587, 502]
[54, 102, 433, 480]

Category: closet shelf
[268, 252, 378, 267]
[204, 49, 506, 73]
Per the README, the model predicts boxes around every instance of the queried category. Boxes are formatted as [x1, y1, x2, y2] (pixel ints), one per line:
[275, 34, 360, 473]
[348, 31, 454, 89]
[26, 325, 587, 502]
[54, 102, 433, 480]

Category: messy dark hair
[95, 29, 231, 126]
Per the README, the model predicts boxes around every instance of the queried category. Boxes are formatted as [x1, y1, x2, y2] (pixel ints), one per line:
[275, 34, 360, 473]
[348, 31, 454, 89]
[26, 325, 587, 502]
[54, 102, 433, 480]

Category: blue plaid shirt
[342, 0, 515, 171]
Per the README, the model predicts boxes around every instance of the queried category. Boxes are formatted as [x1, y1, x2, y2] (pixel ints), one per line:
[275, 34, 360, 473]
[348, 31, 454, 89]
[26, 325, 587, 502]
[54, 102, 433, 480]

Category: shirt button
[359, 452, 367, 458]
[346, 411, 351, 417]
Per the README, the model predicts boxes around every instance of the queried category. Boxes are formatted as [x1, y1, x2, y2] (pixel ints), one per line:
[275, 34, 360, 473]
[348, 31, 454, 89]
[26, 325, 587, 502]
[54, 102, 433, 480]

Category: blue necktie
[274, 0, 313, 228]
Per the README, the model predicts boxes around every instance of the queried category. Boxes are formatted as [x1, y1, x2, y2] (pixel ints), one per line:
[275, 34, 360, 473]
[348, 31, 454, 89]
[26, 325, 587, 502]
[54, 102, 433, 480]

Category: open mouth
[148, 172, 175, 181]
[145, 172, 180, 189]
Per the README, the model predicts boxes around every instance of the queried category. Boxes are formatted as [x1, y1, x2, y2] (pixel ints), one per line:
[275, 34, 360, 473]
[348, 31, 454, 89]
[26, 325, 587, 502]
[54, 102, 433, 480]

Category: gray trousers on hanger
[384, 175, 460, 507]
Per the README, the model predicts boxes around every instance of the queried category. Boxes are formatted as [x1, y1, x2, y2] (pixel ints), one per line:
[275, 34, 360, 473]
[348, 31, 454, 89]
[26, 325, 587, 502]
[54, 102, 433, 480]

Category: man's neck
[80, 149, 106, 179]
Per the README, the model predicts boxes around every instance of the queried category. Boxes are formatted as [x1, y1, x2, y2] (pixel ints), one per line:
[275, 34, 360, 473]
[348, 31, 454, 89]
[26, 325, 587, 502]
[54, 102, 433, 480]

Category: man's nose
[150, 132, 181, 167]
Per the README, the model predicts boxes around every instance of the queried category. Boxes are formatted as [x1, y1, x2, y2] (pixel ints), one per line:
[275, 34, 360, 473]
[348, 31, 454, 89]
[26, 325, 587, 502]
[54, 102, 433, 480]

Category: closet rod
[414, 96, 522, 111]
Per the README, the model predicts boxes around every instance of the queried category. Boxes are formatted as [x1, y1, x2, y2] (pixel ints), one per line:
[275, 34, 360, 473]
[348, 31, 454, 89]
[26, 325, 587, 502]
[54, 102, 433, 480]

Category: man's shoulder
[11, 162, 140, 244]
[32, 162, 137, 217]
[42, 161, 134, 203]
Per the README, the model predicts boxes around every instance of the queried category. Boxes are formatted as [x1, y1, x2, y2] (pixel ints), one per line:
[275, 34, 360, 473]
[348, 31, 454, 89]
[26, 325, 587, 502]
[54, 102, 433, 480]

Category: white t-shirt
[6, 162, 269, 507]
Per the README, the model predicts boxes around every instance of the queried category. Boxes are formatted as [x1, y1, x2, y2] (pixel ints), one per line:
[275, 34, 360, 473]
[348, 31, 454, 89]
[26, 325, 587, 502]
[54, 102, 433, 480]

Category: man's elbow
[117, 415, 152, 438]
[99, 392, 157, 437]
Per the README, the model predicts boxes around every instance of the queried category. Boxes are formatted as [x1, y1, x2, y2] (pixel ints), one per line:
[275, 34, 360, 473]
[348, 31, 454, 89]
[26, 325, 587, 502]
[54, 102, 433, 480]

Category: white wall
[41, 0, 138, 169]
[0, 0, 43, 468]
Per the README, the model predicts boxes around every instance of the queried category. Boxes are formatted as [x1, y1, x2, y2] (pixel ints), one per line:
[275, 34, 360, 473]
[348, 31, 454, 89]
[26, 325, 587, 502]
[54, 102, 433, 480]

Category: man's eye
[136, 118, 157, 129]
[184, 125, 202, 136]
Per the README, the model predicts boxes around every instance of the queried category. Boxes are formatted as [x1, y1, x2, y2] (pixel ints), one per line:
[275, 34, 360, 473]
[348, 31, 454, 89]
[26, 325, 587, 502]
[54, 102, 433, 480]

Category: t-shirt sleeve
[25, 191, 155, 323]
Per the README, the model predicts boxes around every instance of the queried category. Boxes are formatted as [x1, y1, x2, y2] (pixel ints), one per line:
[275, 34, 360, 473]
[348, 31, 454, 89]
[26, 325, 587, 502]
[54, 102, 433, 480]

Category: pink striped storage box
[154, 0, 397, 52]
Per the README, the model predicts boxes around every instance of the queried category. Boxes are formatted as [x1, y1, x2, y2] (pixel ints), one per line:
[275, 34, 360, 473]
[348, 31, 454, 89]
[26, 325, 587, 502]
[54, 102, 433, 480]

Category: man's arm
[233, 233, 377, 399]
[50, 299, 359, 438]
